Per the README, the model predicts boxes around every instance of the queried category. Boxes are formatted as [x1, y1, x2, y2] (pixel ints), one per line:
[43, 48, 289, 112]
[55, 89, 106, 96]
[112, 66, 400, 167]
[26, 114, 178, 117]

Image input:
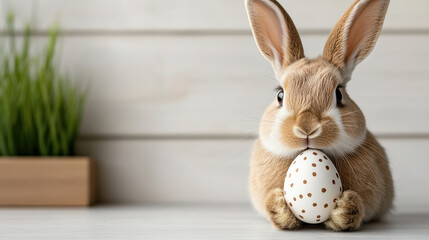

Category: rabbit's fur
[246, 0, 393, 231]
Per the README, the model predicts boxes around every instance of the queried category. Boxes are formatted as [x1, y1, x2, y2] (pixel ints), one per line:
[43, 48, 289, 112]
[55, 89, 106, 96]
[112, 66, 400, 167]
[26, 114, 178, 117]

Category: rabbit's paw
[325, 190, 364, 231]
[265, 188, 301, 230]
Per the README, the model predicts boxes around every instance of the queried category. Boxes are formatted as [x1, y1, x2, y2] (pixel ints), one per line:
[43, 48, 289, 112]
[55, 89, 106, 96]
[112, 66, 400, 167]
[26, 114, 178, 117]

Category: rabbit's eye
[336, 86, 343, 106]
[277, 89, 284, 106]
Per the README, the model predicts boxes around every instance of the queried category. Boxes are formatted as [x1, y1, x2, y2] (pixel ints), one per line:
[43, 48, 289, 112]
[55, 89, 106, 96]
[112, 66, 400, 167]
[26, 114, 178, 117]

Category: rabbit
[245, 0, 394, 231]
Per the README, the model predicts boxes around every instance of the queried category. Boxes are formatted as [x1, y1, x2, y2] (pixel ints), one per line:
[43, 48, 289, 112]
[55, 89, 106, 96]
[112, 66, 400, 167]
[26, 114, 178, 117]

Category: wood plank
[39, 34, 428, 136]
[76, 138, 429, 213]
[77, 139, 251, 204]
[0, 0, 428, 32]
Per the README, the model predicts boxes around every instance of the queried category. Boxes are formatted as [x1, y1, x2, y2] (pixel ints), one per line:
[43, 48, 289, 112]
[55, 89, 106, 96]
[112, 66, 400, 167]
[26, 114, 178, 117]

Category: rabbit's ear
[246, 0, 304, 76]
[323, 0, 390, 79]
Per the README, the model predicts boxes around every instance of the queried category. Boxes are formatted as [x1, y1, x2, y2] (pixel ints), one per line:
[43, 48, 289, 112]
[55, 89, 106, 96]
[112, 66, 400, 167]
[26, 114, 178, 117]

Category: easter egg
[283, 149, 342, 224]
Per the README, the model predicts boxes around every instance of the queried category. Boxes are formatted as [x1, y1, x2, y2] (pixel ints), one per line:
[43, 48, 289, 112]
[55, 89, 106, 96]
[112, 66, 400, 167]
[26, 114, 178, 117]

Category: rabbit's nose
[293, 111, 321, 139]
[293, 125, 322, 139]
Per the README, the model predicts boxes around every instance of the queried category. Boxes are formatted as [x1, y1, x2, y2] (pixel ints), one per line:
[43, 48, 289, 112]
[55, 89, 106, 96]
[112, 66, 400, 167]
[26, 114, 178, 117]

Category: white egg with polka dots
[284, 149, 342, 224]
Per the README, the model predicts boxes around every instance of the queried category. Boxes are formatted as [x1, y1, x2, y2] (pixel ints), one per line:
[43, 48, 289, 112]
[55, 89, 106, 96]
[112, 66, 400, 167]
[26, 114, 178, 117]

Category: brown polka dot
[289, 202, 293, 207]
[299, 194, 303, 199]
[312, 172, 317, 177]
[289, 173, 291, 178]
[313, 152, 318, 155]
[332, 180, 336, 185]
[313, 203, 317, 207]
[321, 188, 326, 193]
[299, 215, 303, 219]
[295, 168, 299, 172]
[290, 183, 294, 188]
[301, 209, 305, 213]
[316, 219, 321, 222]
[312, 163, 317, 167]
[307, 193, 312, 197]
[336, 173, 339, 178]
[319, 159, 322, 162]
[304, 157, 307, 160]
[300, 152, 303, 155]
[293, 161, 296, 165]
[324, 203, 328, 208]
[293, 197, 296, 201]
[317, 215, 321, 218]
[324, 156, 327, 159]
[303, 180, 307, 184]
[333, 198, 337, 203]
[325, 166, 329, 170]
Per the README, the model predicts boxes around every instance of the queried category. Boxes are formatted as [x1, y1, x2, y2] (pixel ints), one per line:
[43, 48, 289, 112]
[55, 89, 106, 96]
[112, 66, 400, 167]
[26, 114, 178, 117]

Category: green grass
[0, 13, 86, 156]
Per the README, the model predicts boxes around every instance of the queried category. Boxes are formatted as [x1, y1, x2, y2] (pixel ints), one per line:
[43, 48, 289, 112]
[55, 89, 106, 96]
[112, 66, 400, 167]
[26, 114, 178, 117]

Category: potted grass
[0, 14, 94, 206]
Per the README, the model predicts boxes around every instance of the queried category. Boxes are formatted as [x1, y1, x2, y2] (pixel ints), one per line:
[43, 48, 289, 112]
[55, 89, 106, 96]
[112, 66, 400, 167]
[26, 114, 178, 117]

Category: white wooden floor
[0, 205, 428, 240]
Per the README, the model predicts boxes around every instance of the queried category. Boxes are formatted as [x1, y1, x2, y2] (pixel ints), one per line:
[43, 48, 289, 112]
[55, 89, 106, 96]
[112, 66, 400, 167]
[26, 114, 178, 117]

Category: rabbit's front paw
[265, 188, 301, 230]
[325, 190, 364, 231]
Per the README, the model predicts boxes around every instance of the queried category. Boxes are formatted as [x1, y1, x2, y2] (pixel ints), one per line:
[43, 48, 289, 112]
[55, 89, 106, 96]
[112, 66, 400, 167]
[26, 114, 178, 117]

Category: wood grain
[0, 157, 94, 206]
[0, 0, 428, 32]
[0, 206, 427, 239]
[76, 138, 429, 213]
[31, 34, 427, 136]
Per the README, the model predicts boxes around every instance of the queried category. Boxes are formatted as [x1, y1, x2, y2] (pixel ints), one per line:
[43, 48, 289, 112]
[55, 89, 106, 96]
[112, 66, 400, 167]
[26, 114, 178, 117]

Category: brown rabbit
[245, 0, 394, 231]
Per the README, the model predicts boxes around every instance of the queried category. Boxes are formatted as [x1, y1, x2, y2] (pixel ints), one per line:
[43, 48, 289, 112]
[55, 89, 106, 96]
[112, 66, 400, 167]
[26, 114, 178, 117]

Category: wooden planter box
[0, 157, 95, 206]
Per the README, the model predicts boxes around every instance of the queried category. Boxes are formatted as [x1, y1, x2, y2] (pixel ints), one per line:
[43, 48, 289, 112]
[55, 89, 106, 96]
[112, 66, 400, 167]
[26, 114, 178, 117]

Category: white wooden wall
[2, 0, 429, 212]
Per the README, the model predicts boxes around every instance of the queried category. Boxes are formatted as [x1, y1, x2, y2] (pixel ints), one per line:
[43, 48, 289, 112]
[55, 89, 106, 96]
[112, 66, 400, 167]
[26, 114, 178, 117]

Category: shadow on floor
[297, 212, 429, 232]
